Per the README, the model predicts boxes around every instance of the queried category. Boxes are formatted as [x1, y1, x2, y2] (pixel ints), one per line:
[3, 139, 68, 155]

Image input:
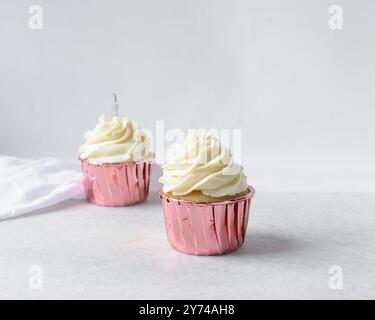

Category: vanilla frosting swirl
[159, 131, 248, 197]
[79, 115, 151, 163]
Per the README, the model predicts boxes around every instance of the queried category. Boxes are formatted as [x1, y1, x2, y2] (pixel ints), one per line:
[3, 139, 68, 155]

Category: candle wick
[111, 92, 119, 117]
[112, 92, 117, 103]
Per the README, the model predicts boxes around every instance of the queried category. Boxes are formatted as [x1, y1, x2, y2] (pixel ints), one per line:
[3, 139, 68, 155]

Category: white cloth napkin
[0, 156, 85, 221]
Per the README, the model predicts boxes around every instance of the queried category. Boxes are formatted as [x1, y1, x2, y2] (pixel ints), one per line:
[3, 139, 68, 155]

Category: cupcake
[79, 97, 152, 206]
[159, 131, 255, 255]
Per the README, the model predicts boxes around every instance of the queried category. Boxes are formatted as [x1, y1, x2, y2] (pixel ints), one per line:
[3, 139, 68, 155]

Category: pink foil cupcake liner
[159, 186, 255, 256]
[81, 156, 153, 206]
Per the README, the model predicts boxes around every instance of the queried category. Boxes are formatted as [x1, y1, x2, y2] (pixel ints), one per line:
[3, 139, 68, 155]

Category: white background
[0, 0, 374, 192]
[1, 1, 374, 300]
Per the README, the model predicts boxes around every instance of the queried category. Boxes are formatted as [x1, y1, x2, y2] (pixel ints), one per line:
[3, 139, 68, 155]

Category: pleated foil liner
[81, 156, 153, 206]
[159, 186, 255, 256]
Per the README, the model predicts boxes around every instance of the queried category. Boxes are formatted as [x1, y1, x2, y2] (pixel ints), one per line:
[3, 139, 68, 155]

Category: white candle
[111, 92, 119, 117]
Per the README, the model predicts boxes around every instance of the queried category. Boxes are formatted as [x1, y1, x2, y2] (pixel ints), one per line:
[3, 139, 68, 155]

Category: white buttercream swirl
[79, 115, 150, 163]
[159, 131, 248, 197]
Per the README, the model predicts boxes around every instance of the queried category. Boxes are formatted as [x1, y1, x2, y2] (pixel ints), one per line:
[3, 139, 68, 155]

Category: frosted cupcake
[159, 131, 255, 255]
[79, 97, 152, 206]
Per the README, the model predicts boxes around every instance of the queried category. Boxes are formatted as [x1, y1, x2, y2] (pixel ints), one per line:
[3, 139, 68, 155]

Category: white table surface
[0, 192, 374, 300]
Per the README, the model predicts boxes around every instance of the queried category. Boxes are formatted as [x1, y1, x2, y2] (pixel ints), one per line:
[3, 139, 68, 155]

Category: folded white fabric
[0, 156, 85, 220]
